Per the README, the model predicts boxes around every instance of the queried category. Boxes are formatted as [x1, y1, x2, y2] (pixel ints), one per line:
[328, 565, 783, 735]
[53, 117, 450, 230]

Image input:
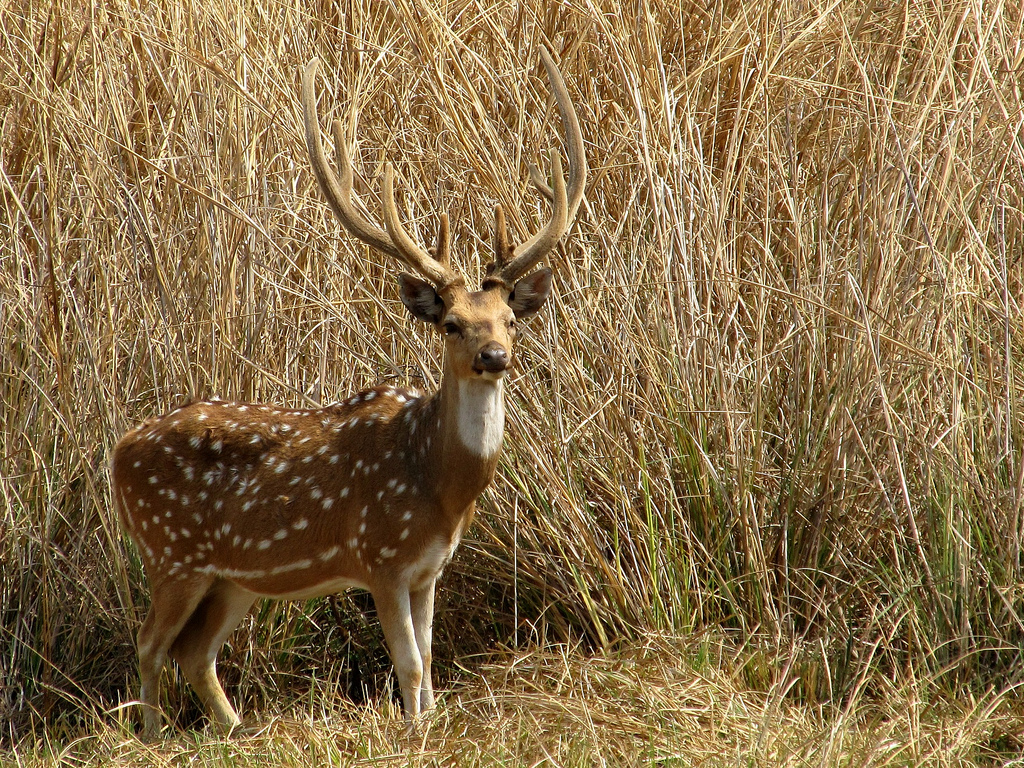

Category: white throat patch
[457, 378, 505, 458]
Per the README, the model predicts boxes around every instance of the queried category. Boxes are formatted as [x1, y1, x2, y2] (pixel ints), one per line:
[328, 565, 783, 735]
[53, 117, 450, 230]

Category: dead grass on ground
[8, 636, 1022, 766]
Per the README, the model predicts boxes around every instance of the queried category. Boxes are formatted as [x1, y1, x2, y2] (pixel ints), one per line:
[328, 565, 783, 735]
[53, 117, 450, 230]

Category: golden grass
[8, 636, 1022, 766]
[2, 0, 1023, 761]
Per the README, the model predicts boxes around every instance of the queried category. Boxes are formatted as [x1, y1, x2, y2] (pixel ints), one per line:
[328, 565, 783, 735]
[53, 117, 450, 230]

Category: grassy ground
[2, 0, 1023, 763]
[8, 636, 1023, 766]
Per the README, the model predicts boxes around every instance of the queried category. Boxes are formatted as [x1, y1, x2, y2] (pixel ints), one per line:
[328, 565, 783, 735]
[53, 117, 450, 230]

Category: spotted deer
[112, 47, 586, 738]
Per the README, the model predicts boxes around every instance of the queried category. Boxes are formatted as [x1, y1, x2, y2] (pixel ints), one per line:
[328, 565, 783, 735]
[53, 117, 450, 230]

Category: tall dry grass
[1, 0, 1022, 756]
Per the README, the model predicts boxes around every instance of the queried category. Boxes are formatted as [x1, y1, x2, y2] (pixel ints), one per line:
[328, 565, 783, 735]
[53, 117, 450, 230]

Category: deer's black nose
[474, 343, 509, 373]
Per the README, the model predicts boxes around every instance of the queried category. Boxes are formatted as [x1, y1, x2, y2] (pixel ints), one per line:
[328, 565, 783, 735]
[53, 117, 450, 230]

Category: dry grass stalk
[1, 0, 1022, 759]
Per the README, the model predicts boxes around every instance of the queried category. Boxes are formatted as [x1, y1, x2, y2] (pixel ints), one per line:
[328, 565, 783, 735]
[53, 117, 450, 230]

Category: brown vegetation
[2, 0, 1022, 762]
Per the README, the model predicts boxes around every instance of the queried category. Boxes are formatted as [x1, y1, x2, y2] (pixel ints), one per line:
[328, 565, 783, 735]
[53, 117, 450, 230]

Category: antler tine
[302, 59, 402, 261]
[434, 213, 451, 266]
[539, 45, 587, 224]
[491, 45, 587, 286]
[528, 163, 554, 202]
[302, 59, 457, 288]
[492, 205, 512, 267]
[382, 165, 460, 288]
[505, 151, 567, 274]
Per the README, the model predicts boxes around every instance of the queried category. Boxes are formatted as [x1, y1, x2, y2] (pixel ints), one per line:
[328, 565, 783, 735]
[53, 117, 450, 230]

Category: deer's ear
[507, 268, 552, 318]
[398, 273, 444, 324]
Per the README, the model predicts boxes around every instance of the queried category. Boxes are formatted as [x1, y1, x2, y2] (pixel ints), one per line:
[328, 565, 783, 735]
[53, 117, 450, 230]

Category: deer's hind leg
[137, 574, 215, 739]
[168, 579, 257, 733]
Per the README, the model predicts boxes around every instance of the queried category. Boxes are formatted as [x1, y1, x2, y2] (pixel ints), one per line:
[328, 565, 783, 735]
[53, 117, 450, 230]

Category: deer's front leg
[410, 581, 436, 712]
[373, 586, 422, 722]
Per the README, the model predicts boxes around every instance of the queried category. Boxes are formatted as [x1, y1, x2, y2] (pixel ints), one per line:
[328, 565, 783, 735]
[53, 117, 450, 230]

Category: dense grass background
[2, 0, 1022, 761]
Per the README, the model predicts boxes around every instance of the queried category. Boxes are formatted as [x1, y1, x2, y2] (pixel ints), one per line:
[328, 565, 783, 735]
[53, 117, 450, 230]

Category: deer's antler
[301, 60, 460, 291]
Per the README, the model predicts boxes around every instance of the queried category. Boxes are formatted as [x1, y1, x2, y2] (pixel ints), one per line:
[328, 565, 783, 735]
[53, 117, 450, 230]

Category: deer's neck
[454, 377, 505, 459]
[420, 371, 505, 516]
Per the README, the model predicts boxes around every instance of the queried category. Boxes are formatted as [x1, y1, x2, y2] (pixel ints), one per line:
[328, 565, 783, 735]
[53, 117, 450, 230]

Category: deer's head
[300, 47, 586, 384]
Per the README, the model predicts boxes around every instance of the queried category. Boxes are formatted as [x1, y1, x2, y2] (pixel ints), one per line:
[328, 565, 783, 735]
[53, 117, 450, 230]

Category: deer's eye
[443, 322, 461, 337]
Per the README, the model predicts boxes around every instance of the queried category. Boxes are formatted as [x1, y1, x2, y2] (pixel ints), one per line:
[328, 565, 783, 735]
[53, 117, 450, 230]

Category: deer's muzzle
[473, 343, 509, 374]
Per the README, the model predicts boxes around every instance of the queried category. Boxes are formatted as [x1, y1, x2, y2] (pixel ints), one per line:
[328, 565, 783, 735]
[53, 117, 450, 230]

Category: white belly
[255, 575, 370, 600]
